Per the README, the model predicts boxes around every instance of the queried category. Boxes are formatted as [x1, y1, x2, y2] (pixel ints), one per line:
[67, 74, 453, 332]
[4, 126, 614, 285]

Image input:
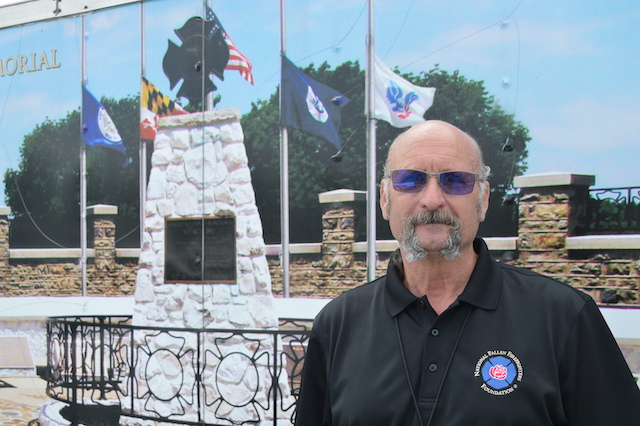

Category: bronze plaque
[165, 217, 236, 283]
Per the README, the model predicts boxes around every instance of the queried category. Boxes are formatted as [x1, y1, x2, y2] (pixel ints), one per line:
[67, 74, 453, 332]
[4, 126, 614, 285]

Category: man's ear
[479, 181, 490, 222]
[380, 180, 389, 221]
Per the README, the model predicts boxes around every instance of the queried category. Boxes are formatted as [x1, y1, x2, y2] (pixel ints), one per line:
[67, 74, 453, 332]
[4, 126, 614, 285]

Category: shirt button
[431, 328, 439, 337]
[419, 300, 425, 308]
[428, 363, 438, 373]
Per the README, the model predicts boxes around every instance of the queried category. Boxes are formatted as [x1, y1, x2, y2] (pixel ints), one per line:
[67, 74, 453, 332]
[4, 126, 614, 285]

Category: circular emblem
[305, 86, 329, 123]
[97, 107, 122, 143]
[474, 350, 523, 396]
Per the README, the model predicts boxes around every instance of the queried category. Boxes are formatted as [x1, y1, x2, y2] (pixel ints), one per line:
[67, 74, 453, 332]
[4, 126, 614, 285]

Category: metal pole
[206, 0, 214, 111]
[140, 2, 147, 252]
[80, 15, 87, 296]
[366, 0, 377, 282]
[280, 0, 290, 297]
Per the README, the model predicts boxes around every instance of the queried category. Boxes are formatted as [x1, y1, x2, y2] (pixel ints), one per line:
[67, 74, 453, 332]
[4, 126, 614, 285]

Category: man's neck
[401, 248, 478, 315]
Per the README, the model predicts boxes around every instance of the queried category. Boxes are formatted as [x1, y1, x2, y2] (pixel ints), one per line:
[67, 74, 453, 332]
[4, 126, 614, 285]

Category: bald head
[383, 120, 489, 181]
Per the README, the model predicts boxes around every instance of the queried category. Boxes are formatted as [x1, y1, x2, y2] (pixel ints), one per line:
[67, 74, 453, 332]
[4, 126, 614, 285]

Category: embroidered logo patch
[474, 350, 523, 396]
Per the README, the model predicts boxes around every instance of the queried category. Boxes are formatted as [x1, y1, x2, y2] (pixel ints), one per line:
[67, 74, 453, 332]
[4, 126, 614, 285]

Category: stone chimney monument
[123, 109, 291, 425]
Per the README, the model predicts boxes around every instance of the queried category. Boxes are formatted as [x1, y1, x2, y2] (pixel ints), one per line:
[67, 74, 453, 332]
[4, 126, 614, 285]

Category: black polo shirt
[295, 238, 640, 425]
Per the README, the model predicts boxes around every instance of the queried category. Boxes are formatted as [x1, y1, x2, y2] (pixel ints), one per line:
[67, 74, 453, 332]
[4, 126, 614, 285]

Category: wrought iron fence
[588, 187, 640, 234]
[46, 316, 312, 425]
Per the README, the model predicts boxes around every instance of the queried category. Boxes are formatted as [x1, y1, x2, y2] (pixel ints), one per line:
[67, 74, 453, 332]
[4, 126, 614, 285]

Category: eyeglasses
[390, 169, 478, 195]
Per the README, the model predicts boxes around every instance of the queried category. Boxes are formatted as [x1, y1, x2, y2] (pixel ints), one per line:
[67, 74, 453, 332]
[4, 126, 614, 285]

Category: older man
[295, 120, 640, 426]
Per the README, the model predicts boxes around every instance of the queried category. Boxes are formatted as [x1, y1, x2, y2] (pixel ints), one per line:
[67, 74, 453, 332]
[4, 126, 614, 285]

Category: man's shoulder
[498, 261, 591, 306]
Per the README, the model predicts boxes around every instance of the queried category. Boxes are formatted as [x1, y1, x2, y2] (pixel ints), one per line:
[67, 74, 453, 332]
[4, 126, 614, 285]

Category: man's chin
[414, 226, 451, 247]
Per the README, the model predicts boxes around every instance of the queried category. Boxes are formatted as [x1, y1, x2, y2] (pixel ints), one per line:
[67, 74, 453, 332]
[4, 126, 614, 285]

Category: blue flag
[82, 86, 127, 157]
[281, 55, 349, 150]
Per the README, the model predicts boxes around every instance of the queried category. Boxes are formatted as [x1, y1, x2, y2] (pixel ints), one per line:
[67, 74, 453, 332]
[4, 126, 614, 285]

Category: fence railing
[46, 316, 312, 426]
[588, 187, 640, 234]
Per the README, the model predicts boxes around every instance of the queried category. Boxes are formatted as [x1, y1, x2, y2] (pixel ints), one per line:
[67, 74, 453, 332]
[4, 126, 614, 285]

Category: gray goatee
[400, 210, 462, 262]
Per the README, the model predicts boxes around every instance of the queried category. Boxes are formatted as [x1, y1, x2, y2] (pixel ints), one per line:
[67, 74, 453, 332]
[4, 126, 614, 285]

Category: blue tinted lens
[391, 170, 476, 195]
[391, 170, 427, 193]
[439, 171, 476, 195]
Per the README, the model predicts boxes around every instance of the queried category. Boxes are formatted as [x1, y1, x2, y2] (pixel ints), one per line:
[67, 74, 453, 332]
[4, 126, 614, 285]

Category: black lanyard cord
[395, 314, 425, 426]
[395, 304, 473, 426]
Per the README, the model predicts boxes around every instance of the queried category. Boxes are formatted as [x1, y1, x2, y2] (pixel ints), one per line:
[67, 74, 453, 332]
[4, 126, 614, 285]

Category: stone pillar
[127, 109, 289, 425]
[87, 204, 118, 270]
[319, 189, 366, 268]
[0, 206, 10, 268]
[514, 172, 594, 261]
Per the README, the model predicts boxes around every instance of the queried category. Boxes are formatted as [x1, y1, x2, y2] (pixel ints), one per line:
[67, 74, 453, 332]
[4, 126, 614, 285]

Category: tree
[4, 95, 143, 248]
[243, 61, 368, 244]
[242, 62, 530, 244]
[4, 63, 530, 249]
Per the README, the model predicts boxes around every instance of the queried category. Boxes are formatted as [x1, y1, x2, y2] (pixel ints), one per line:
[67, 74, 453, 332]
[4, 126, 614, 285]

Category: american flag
[206, 6, 254, 85]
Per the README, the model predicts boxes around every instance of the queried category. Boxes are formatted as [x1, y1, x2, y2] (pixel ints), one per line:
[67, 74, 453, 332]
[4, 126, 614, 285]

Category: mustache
[405, 210, 461, 229]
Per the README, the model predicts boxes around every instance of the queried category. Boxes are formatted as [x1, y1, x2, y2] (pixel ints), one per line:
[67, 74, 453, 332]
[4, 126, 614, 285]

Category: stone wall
[269, 174, 640, 306]
[0, 170, 638, 306]
[512, 173, 639, 306]
[0, 205, 137, 297]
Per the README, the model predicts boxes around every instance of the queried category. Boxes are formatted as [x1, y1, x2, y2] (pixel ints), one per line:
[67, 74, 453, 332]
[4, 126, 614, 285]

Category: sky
[0, 0, 639, 195]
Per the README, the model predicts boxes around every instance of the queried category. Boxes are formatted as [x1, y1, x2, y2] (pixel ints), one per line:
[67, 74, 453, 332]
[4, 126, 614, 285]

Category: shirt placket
[418, 299, 466, 420]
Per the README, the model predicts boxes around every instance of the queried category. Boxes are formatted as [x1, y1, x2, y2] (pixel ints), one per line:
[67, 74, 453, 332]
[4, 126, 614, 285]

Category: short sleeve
[559, 299, 640, 425]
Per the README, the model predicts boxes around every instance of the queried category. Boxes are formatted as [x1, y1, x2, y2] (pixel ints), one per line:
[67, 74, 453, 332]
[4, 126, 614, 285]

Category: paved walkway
[0, 377, 50, 425]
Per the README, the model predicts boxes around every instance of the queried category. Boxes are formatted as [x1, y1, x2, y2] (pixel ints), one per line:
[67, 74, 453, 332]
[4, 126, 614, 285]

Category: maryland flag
[140, 77, 187, 140]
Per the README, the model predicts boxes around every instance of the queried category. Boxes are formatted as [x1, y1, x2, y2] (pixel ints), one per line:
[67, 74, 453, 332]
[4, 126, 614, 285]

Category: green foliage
[244, 61, 368, 243]
[4, 95, 143, 248]
[587, 197, 640, 234]
[4, 62, 531, 248]
[397, 68, 529, 189]
[243, 62, 530, 243]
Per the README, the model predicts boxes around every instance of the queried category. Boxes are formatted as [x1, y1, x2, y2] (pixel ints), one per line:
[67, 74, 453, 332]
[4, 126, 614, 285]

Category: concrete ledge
[0, 297, 135, 318]
[0, 296, 332, 322]
[514, 172, 595, 188]
[116, 248, 141, 258]
[566, 235, 640, 250]
[10, 248, 95, 259]
[601, 307, 640, 340]
[159, 108, 240, 128]
[484, 237, 518, 251]
[274, 297, 331, 320]
[318, 189, 366, 204]
[87, 204, 118, 216]
[353, 240, 398, 253]
[265, 243, 322, 256]
[10, 248, 140, 259]
[11, 235, 634, 261]
[269, 238, 518, 255]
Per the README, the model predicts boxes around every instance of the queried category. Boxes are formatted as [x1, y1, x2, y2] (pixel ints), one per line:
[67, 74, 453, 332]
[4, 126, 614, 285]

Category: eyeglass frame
[387, 169, 482, 195]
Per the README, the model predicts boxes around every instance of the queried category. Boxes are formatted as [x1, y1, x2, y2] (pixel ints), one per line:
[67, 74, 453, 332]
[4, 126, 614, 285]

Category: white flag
[372, 55, 435, 128]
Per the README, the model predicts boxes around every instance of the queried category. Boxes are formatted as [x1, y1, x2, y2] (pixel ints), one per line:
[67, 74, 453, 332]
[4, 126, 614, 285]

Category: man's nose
[419, 176, 447, 210]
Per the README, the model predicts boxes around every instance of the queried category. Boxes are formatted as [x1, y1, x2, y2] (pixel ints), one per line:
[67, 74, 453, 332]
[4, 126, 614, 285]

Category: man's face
[379, 123, 489, 261]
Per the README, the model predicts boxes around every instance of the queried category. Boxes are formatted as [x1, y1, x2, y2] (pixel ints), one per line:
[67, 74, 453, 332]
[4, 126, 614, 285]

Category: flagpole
[366, 0, 377, 282]
[279, 0, 290, 298]
[80, 14, 88, 297]
[206, 0, 214, 111]
[140, 2, 147, 252]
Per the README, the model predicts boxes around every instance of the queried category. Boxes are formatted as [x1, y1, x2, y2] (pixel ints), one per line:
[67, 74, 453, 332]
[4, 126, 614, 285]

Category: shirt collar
[384, 258, 417, 317]
[384, 237, 502, 317]
[458, 238, 502, 310]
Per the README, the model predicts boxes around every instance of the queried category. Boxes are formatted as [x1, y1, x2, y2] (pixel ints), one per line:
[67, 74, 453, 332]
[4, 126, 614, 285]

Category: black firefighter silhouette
[163, 16, 229, 106]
